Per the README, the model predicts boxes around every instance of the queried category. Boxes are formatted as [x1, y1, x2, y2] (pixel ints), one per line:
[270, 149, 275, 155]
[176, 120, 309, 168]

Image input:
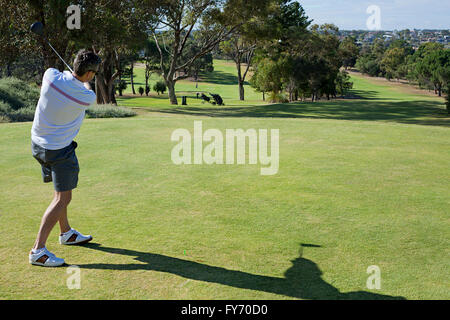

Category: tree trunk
[6, 63, 11, 77]
[95, 50, 120, 105]
[236, 60, 245, 101]
[238, 80, 245, 101]
[110, 85, 117, 105]
[145, 65, 150, 96]
[167, 79, 177, 105]
[130, 61, 135, 95]
[95, 76, 109, 104]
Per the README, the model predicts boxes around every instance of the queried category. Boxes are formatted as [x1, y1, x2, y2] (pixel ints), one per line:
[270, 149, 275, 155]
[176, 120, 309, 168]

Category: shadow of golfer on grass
[79, 243, 405, 300]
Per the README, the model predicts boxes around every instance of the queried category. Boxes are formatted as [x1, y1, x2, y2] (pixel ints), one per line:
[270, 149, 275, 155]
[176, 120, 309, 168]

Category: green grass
[0, 60, 449, 299]
[119, 60, 264, 108]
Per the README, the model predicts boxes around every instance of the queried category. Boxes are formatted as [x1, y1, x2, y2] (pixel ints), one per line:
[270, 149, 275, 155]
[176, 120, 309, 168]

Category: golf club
[30, 21, 74, 73]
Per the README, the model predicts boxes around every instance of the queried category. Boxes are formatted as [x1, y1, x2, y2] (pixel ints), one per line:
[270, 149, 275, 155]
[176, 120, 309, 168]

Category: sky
[297, 0, 450, 30]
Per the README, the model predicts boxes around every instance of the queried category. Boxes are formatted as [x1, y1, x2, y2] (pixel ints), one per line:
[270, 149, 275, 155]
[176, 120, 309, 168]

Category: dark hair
[73, 50, 101, 76]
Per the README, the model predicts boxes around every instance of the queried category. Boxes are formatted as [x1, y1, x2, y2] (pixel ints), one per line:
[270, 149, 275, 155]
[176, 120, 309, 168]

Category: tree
[0, 0, 76, 80]
[445, 84, 450, 114]
[250, 1, 311, 102]
[115, 80, 127, 96]
[381, 47, 407, 80]
[220, 38, 256, 100]
[406, 42, 444, 85]
[218, 3, 279, 102]
[143, 39, 160, 96]
[416, 49, 450, 97]
[304, 24, 342, 101]
[335, 70, 353, 97]
[355, 38, 386, 77]
[150, 0, 274, 104]
[177, 35, 214, 86]
[339, 37, 360, 69]
[119, 50, 140, 95]
[72, 0, 158, 104]
[249, 57, 287, 102]
[153, 80, 167, 95]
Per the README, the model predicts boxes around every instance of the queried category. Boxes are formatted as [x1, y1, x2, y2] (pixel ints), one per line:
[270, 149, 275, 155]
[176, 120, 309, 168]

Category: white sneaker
[59, 228, 93, 245]
[29, 247, 65, 267]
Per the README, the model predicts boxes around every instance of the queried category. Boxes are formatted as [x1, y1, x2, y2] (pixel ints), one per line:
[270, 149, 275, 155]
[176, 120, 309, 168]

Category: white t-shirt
[31, 68, 96, 150]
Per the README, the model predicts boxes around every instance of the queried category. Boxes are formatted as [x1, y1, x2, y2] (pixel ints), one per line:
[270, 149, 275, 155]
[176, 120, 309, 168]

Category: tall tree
[416, 49, 450, 97]
[150, 0, 273, 105]
[77, 1, 157, 104]
[220, 38, 256, 100]
[339, 36, 359, 69]
[381, 47, 407, 81]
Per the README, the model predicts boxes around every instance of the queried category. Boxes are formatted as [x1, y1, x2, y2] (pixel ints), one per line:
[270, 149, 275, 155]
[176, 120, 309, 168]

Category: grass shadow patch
[79, 243, 405, 300]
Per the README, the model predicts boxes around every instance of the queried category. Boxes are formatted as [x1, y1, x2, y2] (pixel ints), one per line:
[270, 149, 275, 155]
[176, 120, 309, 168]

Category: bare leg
[33, 190, 72, 250]
[58, 204, 71, 234]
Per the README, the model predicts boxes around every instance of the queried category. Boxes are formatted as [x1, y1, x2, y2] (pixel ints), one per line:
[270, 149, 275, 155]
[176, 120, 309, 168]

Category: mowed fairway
[0, 61, 449, 299]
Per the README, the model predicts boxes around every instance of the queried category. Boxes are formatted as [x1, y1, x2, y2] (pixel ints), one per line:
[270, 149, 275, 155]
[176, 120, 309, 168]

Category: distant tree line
[247, 2, 355, 103]
[355, 39, 450, 113]
[0, 1, 357, 106]
[3, 1, 447, 112]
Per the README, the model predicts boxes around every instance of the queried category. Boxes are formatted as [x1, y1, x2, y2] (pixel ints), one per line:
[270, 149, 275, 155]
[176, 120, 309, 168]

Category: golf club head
[30, 22, 44, 36]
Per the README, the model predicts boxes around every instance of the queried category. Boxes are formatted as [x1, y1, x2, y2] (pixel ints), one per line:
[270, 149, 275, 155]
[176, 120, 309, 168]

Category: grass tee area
[0, 60, 448, 299]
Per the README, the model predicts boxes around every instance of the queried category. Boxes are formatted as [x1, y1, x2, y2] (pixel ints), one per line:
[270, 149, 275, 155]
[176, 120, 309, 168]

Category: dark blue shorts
[31, 140, 80, 192]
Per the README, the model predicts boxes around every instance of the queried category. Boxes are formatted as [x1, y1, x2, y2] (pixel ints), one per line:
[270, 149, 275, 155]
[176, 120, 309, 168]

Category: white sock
[31, 247, 45, 254]
[61, 229, 73, 236]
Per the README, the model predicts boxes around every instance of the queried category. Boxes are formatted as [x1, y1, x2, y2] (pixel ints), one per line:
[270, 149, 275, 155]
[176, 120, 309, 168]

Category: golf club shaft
[47, 41, 73, 73]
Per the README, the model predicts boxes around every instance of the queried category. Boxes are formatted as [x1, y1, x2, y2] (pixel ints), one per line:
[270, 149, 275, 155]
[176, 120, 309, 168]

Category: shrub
[85, 104, 137, 118]
[0, 77, 40, 111]
[138, 87, 144, 96]
[0, 78, 137, 122]
[268, 92, 289, 103]
[115, 80, 127, 96]
[7, 106, 36, 122]
[0, 77, 39, 122]
[153, 81, 167, 95]
[0, 100, 12, 115]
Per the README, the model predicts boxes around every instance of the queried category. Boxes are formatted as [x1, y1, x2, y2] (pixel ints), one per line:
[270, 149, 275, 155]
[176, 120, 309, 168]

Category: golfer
[29, 50, 101, 267]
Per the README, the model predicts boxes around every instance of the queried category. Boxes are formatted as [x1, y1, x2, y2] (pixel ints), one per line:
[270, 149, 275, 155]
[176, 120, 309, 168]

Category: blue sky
[297, 0, 450, 30]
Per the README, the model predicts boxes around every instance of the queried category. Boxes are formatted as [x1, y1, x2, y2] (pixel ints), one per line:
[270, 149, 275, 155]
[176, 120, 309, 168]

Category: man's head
[73, 50, 101, 83]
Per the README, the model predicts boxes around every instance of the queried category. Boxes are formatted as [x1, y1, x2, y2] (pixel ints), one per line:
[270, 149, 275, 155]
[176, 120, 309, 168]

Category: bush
[0, 115, 9, 123]
[115, 80, 127, 96]
[7, 106, 36, 122]
[153, 81, 167, 95]
[0, 100, 11, 115]
[0, 77, 40, 111]
[85, 104, 137, 118]
[268, 92, 289, 103]
[0, 77, 39, 122]
[138, 87, 144, 96]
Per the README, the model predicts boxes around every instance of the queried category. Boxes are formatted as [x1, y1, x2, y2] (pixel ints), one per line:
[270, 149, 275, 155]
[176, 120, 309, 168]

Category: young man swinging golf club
[29, 50, 101, 267]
